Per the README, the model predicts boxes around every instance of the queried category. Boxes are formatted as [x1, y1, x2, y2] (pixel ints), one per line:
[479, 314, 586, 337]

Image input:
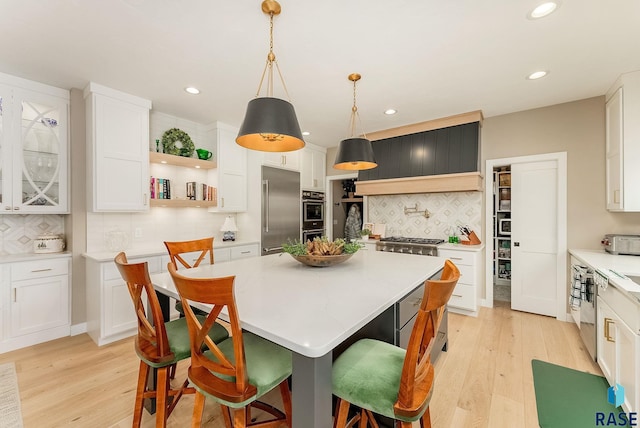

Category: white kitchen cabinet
[262, 151, 300, 171]
[84, 82, 152, 212]
[86, 255, 159, 346]
[605, 71, 640, 211]
[301, 144, 326, 191]
[0, 256, 71, 353]
[438, 247, 482, 316]
[0, 73, 69, 214]
[208, 122, 248, 212]
[597, 288, 640, 413]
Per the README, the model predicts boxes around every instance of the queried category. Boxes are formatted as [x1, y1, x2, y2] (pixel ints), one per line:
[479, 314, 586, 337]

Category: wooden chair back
[393, 259, 460, 420]
[164, 237, 214, 270]
[168, 262, 257, 403]
[114, 252, 174, 365]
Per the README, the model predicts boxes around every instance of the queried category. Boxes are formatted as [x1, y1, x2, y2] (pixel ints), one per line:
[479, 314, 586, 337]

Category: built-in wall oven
[302, 190, 324, 239]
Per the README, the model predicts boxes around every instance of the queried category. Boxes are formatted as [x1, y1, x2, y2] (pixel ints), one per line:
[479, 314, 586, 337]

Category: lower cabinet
[86, 242, 260, 346]
[438, 247, 482, 316]
[597, 292, 639, 413]
[86, 255, 159, 346]
[0, 256, 71, 353]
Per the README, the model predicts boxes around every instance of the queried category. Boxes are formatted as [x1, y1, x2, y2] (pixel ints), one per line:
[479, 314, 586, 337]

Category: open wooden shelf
[150, 199, 217, 208]
[149, 152, 217, 169]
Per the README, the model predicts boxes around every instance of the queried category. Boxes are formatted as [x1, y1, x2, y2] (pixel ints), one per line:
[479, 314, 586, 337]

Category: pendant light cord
[348, 77, 368, 139]
[255, 11, 293, 101]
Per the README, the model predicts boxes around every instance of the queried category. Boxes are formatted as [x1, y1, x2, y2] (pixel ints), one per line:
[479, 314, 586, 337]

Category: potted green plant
[360, 228, 372, 240]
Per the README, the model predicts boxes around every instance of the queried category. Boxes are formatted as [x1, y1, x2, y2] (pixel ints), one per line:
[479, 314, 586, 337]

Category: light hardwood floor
[0, 301, 601, 427]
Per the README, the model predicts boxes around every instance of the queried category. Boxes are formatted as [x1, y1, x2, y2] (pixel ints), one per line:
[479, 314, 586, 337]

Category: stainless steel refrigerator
[261, 166, 301, 255]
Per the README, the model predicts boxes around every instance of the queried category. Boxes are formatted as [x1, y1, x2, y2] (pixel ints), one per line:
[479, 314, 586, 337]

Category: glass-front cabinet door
[0, 88, 68, 213]
[0, 84, 13, 211]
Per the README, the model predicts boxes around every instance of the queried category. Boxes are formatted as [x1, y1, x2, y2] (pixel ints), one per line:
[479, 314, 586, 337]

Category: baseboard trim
[70, 322, 87, 336]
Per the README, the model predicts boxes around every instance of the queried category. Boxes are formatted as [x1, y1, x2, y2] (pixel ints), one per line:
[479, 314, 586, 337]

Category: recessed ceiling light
[185, 87, 200, 95]
[527, 70, 548, 80]
[384, 109, 397, 115]
[528, 2, 559, 19]
[302, 131, 311, 136]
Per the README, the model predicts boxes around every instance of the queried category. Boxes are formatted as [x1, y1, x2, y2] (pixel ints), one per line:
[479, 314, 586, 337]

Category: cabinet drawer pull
[5, 206, 11, 210]
[604, 317, 615, 342]
[448, 257, 463, 260]
[13, 288, 17, 302]
[452, 294, 463, 298]
[240, 251, 251, 254]
[13, 206, 20, 210]
[31, 268, 53, 273]
[411, 298, 423, 307]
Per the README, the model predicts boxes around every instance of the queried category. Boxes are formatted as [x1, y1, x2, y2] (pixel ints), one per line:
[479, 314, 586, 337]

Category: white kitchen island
[151, 250, 446, 428]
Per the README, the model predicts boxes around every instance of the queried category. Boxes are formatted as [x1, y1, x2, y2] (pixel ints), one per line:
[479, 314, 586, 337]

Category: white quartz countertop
[439, 243, 485, 252]
[569, 249, 640, 301]
[151, 250, 446, 357]
[0, 251, 71, 264]
[83, 240, 259, 262]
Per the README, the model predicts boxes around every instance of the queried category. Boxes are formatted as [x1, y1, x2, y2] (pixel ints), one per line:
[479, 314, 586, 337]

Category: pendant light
[236, 0, 305, 152]
[333, 73, 377, 170]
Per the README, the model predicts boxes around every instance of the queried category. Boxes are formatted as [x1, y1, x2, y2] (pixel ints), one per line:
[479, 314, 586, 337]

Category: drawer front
[230, 244, 260, 259]
[448, 282, 475, 311]
[11, 258, 69, 281]
[456, 263, 475, 286]
[215, 248, 231, 263]
[599, 284, 640, 333]
[398, 283, 425, 328]
[103, 256, 160, 281]
[438, 249, 475, 266]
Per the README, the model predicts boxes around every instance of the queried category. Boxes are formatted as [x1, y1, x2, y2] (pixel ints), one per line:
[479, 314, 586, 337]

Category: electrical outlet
[134, 227, 142, 238]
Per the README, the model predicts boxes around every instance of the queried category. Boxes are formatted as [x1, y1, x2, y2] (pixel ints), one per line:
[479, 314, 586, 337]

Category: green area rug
[532, 359, 622, 428]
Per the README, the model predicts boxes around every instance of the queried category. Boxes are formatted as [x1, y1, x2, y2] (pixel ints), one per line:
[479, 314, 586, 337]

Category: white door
[511, 160, 558, 316]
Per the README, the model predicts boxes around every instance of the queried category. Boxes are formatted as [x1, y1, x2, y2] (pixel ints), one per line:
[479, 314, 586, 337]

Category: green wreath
[161, 128, 194, 157]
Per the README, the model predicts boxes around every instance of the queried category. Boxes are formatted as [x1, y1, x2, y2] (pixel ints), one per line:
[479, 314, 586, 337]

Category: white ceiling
[1, 0, 639, 148]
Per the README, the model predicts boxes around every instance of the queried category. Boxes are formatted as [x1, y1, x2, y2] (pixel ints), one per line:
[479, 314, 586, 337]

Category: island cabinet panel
[358, 122, 479, 181]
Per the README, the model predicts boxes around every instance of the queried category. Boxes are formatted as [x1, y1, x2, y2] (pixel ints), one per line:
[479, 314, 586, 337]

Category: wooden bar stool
[164, 237, 215, 318]
[168, 262, 293, 428]
[115, 252, 229, 427]
[332, 259, 461, 428]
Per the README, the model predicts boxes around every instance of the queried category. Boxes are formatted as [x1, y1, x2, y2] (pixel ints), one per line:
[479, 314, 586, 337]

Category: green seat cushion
[175, 300, 208, 317]
[195, 332, 292, 408]
[140, 315, 229, 368]
[332, 338, 429, 422]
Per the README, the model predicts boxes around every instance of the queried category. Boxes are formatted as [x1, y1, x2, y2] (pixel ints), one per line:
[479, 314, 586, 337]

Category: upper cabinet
[84, 83, 152, 212]
[0, 73, 69, 214]
[262, 151, 300, 171]
[208, 122, 247, 212]
[606, 71, 640, 211]
[301, 144, 326, 191]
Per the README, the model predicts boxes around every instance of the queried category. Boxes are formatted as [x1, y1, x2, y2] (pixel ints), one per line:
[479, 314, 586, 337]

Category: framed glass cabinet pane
[20, 99, 61, 207]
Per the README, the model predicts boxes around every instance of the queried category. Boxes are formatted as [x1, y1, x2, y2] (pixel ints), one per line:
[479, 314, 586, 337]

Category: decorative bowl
[290, 253, 354, 267]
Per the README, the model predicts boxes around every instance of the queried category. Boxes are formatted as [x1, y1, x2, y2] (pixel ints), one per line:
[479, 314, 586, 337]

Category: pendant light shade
[334, 137, 377, 170]
[236, 97, 304, 152]
[333, 73, 377, 171]
[236, 0, 305, 152]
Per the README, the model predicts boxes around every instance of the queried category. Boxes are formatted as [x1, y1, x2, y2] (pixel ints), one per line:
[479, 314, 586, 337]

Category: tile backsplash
[366, 192, 482, 239]
[86, 209, 246, 253]
[0, 214, 65, 255]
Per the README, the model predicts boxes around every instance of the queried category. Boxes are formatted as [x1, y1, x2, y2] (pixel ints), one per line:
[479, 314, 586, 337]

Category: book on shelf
[150, 177, 172, 200]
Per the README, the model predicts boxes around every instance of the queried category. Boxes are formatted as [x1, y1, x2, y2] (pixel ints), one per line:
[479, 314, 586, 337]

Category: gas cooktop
[379, 237, 445, 245]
